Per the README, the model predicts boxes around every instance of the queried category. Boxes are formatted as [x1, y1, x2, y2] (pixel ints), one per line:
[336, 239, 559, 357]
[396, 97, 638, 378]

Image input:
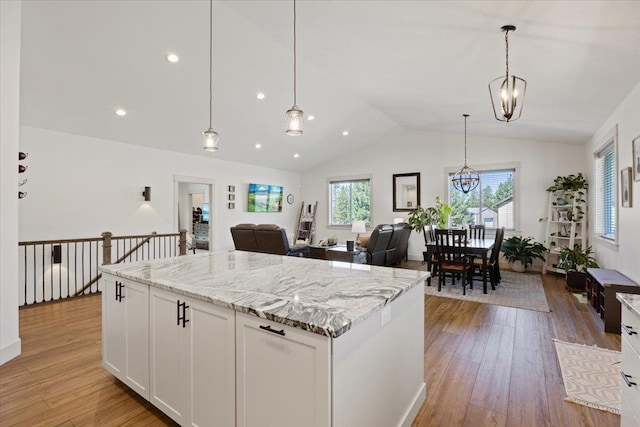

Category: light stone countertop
[101, 251, 429, 338]
[617, 293, 640, 319]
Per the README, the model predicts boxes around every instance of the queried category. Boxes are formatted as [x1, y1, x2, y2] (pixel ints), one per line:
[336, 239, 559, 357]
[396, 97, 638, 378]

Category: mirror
[393, 172, 420, 212]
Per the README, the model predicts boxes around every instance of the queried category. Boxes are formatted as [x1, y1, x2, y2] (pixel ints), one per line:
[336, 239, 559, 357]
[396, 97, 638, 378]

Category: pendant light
[488, 25, 527, 122]
[285, 0, 303, 136]
[451, 114, 479, 194]
[202, 0, 219, 151]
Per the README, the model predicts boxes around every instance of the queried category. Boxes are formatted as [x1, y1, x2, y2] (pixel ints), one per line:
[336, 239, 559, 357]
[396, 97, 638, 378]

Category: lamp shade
[351, 220, 367, 234]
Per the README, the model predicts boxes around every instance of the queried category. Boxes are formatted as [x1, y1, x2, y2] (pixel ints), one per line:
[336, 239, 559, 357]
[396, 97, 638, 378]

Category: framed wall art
[621, 167, 632, 208]
[633, 135, 640, 182]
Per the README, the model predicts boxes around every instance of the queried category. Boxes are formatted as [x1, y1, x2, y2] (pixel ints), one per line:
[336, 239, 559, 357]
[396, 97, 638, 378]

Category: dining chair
[434, 229, 472, 295]
[469, 224, 486, 240]
[471, 227, 504, 289]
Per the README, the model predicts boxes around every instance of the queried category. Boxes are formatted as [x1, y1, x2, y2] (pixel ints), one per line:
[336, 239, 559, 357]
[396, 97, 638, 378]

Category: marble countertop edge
[617, 292, 640, 319]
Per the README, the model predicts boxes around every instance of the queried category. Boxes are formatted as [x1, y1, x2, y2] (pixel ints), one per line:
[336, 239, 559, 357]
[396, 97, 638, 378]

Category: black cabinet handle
[177, 300, 189, 328]
[621, 371, 637, 387]
[621, 323, 638, 336]
[115, 281, 124, 302]
[260, 325, 285, 336]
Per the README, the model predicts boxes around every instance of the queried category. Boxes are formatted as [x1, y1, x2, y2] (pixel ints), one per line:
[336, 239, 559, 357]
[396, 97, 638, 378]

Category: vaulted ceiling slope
[19, 1, 640, 172]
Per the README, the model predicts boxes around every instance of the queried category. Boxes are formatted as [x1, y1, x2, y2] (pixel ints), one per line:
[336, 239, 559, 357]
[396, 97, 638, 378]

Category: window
[594, 131, 617, 242]
[328, 177, 371, 226]
[448, 169, 515, 230]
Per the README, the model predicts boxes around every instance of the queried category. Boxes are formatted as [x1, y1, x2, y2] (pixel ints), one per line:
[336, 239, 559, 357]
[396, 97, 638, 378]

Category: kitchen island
[101, 250, 428, 427]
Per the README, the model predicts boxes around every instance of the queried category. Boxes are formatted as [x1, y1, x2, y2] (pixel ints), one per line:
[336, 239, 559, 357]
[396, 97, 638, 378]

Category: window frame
[593, 125, 618, 247]
[444, 162, 520, 232]
[327, 174, 373, 228]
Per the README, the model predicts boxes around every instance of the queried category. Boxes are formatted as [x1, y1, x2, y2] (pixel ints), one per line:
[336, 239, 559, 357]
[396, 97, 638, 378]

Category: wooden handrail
[73, 274, 102, 297]
[112, 233, 155, 265]
[19, 237, 103, 246]
[111, 232, 180, 240]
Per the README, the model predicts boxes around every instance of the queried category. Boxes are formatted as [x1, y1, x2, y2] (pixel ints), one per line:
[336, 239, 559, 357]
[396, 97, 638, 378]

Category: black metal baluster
[23, 246, 27, 305]
[74, 242, 78, 296]
[32, 245, 36, 304]
[65, 242, 70, 298]
[42, 244, 46, 302]
[81, 241, 85, 295]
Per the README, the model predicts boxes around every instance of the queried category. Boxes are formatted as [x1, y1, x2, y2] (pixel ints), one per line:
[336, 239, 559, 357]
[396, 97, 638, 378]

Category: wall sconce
[52, 244, 62, 264]
[142, 186, 151, 201]
[18, 191, 27, 199]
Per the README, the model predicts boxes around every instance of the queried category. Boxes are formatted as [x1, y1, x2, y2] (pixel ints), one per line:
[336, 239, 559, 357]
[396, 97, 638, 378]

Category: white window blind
[594, 141, 616, 241]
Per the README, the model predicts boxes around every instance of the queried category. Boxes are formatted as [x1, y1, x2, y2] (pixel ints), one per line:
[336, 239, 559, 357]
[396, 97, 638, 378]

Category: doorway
[174, 175, 215, 252]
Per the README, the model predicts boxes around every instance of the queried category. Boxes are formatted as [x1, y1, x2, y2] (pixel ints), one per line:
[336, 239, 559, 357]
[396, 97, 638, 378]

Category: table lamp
[351, 221, 367, 248]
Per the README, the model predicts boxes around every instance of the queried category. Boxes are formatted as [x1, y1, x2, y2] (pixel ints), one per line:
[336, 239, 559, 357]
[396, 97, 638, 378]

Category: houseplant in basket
[557, 244, 599, 291]
[501, 236, 547, 272]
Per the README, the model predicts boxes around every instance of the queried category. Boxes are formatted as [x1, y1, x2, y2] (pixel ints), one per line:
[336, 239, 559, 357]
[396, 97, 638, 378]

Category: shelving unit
[542, 190, 587, 274]
[294, 201, 318, 244]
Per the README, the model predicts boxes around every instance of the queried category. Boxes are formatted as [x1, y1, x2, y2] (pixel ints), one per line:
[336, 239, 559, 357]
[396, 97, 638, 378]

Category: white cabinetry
[543, 190, 587, 274]
[236, 312, 331, 427]
[149, 288, 235, 427]
[620, 304, 640, 427]
[102, 274, 149, 399]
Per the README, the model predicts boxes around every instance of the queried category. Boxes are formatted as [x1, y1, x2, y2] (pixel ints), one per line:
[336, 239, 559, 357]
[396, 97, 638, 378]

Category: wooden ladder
[294, 201, 318, 244]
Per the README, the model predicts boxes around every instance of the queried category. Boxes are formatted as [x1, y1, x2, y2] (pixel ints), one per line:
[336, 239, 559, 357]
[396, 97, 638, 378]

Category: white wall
[586, 81, 640, 283]
[19, 126, 301, 251]
[301, 129, 587, 261]
[0, 0, 23, 364]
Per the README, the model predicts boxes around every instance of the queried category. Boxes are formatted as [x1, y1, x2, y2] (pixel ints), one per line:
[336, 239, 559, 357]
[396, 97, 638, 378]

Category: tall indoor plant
[407, 196, 451, 261]
[500, 236, 547, 272]
[557, 244, 599, 290]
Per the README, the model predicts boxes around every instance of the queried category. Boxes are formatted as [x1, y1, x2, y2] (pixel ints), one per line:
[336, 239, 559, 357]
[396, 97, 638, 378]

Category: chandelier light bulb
[489, 25, 527, 122]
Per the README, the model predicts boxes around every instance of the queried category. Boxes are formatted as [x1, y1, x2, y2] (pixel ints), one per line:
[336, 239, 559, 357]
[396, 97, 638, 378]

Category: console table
[309, 245, 366, 264]
[586, 268, 640, 333]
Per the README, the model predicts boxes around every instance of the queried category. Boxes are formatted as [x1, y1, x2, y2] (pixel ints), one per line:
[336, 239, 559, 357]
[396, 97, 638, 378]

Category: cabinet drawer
[621, 336, 640, 422]
[621, 306, 640, 354]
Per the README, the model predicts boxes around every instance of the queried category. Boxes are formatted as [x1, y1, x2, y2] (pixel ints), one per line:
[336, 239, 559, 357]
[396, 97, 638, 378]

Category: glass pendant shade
[489, 25, 527, 122]
[285, 106, 304, 136]
[202, 128, 219, 151]
[452, 165, 480, 194]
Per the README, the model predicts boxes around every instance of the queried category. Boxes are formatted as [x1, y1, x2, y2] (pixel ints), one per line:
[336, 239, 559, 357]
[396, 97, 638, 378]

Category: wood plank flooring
[0, 268, 621, 426]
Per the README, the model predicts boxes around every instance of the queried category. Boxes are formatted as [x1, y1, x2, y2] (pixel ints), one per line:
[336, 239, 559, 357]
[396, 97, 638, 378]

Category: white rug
[424, 270, 550, 312]
[553, 339, 621, 415]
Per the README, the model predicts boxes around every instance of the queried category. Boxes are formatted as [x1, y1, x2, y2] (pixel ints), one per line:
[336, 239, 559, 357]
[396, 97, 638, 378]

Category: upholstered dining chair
[471, 227, 504, 290]
[434, 229, 472, 295]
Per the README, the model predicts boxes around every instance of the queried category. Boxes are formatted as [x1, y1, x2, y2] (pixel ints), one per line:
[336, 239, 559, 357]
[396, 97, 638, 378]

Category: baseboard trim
[400, 382, 426, 427]
[0, 338, 21, 365]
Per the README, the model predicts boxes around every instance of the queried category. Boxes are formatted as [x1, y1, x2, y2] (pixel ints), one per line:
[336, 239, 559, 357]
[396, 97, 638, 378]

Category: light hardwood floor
[0, 267, 621, 426]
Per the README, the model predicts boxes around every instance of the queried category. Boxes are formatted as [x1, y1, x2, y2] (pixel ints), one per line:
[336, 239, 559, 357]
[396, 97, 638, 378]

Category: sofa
[365, 223, 412, 266]
[230, 223, 309, 256]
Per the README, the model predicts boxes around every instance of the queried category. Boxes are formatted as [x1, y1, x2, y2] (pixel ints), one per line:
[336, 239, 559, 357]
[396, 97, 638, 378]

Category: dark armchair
[366, 224, 394, 266]
[230, 223, 259, 251]
[253, 224, 309, 256]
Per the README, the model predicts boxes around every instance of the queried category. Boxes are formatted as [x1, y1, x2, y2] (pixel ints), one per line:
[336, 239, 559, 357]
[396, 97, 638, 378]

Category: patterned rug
[423, 270, 550, 312]
[553, 339, 621, 415]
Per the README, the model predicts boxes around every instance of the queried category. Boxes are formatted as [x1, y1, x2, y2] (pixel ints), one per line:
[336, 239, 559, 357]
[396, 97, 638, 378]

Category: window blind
[594, 142, 616, 240]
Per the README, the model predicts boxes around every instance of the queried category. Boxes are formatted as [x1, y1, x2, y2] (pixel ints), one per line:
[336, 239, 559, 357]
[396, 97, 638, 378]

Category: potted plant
[407, 196, 451, 261]
[557, 244, 599, 291]
[546, 173, 588, 223]
[500, 236, 547, 272]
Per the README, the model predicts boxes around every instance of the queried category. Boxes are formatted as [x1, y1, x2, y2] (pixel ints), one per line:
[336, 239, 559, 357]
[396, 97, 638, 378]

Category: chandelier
[451, 114, 479, 194]
[488, 25, 527, 122]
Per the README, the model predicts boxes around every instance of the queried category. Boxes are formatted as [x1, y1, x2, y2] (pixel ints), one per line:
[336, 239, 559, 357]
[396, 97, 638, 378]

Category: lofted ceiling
[19, 1, 640, 172]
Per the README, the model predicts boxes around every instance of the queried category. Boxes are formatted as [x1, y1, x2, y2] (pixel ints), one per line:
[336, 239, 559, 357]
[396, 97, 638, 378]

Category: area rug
[423, 270, 550, 312]
[553, 339, 621, 415]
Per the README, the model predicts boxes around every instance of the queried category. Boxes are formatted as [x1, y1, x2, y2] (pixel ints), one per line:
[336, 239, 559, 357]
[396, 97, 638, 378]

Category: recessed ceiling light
[255, 143, 262, 149]
[166, 53, 179, 63]
[294, 153, 300, 158]
[256, 92, 265, 100]
[115, 109, 127, 116]
[342, 130, 349, 136]
[307, 115, 315, 121]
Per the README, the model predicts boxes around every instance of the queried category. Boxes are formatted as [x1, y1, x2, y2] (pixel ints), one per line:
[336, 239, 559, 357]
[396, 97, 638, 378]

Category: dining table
[425, 237, 495, 294]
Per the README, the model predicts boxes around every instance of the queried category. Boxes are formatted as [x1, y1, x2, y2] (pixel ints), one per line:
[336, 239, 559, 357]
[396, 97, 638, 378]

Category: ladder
[294, 201, 318, 244]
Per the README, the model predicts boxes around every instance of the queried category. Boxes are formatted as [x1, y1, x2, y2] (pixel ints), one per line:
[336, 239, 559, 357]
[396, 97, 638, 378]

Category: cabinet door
[150, 288, 187, 425]
[123, 280, 149, 399]
[102, 275, 125, 377]
[187, 298, 235, 427]
[236, 312, 331, 427]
